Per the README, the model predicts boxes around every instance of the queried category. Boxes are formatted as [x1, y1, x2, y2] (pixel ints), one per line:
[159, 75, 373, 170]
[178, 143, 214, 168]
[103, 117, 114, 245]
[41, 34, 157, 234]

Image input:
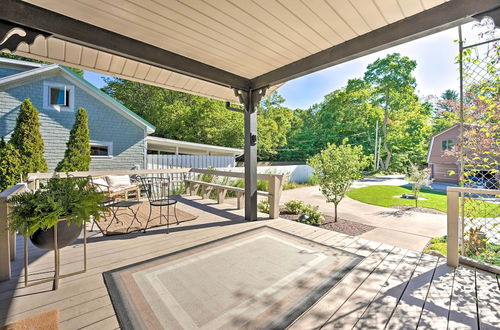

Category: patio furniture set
[92, 175, 179, 234]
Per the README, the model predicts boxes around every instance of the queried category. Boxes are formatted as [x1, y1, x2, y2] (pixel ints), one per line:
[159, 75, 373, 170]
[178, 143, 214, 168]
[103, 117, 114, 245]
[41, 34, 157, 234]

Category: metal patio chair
[138, 176, 179, 233]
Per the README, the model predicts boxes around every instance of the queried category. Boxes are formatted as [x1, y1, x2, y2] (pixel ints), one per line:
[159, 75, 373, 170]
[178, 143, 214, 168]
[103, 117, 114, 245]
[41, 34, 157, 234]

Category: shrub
[299, 204, 324, 226]
[285, 200, 305, 214]
[258, 200, 270, 214]
[405, 163, 433, 207]
[0, 141, 22, 192]
[56, 108, 91, 172]
[10, 98, 48, 177]
[284, 200, 324, 226]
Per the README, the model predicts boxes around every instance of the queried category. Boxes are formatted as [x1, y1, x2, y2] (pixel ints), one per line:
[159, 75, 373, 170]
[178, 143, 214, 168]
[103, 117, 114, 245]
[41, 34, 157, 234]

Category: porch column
[244, 90, 258, 221]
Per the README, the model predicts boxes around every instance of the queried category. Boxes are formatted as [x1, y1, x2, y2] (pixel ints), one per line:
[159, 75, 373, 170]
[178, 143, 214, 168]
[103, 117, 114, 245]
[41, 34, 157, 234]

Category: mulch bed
[279, 209, 375, 237]
[391, 205, 445, 215]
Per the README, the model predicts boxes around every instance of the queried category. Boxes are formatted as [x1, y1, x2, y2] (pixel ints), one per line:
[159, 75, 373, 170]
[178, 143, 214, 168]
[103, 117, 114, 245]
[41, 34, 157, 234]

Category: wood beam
[251, 0, 500, 89]
[0, 0, 250, 91]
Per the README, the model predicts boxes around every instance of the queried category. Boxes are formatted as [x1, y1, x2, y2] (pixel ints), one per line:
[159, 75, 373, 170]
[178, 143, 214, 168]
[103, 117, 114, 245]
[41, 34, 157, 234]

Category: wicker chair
[138, 176, 179, 233]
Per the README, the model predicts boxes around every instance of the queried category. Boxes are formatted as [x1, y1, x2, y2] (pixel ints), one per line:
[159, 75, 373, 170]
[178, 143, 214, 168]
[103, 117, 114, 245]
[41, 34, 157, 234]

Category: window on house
[90, 141, 113, 157]
[441, 139, 455, 151]
[43, 82, 75, 111]
[49, 87, 70, 107]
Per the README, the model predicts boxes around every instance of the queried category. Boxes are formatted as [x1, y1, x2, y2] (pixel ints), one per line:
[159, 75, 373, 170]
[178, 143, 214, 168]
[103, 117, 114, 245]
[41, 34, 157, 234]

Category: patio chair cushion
[92, 178, 109, 192]
[106, 175, 132, 188]
[109, 185, 138, 193]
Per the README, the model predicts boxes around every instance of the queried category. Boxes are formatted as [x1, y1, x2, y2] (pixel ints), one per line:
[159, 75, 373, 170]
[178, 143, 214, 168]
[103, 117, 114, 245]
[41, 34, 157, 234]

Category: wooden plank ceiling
[9, 0, 449, 102]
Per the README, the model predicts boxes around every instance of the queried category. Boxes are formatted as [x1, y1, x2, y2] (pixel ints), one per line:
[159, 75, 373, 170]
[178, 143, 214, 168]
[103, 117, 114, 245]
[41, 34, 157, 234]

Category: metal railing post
[447, 189, 460, 267]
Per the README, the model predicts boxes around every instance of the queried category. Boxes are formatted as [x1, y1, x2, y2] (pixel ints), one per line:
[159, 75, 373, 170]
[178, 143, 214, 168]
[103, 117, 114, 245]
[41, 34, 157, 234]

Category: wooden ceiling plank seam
[47, 37, 65, 61]
[95, 51, 113, 71]
[233, 0, 319, 54]
[298, 0, 347, 43]
[250, 0, 328, 50]
[283, 0, 343, 45]
[101, 0, 280, 71]
[303, 0, 357, 41]
[298, 0, 344, 44]
[145, 66, 162, 83]
[324, 0, 371, 36]
[374, 0, 405, 23]
[421, 0, 444, 10]
[64, 42, 82, 65]
[78, 47, 97, 68]
[81, 0, 260, 77]
[370, 0, 391, 25]
[155, 70, 170, 85]
[397, 0, 425, 17]
[134, 63, 150, 80]
[345, 0, 384, 31]
[121, 59, 138, 77]
[130, 0, 289, 69]
[322, 0, 362, 37]
[199, 0, 319, 58]
[108, 56, 126, 75]
[349, 0, 388, 30]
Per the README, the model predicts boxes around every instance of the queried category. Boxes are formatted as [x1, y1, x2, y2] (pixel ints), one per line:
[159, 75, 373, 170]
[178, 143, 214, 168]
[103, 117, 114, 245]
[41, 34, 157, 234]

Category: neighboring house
[427, 124, 499, 187]
[0, 58, 242, 172]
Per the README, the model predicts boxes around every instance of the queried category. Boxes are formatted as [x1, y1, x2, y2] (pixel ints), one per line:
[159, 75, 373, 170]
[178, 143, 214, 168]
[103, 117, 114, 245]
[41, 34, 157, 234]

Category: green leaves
[56, 108, 91, 172]
[308, 141, 370, 221]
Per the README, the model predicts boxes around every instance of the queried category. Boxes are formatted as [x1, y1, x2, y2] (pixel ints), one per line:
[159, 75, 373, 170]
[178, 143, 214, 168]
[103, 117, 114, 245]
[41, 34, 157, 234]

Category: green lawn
[347, 185, 498, 214]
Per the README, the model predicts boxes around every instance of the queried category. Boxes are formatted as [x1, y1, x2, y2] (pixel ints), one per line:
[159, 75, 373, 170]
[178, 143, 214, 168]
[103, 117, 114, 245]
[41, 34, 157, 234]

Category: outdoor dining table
[105, 199, 143, 233]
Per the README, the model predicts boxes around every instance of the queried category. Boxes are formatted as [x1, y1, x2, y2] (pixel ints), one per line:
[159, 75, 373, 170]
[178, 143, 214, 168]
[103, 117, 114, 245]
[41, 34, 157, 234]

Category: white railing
[146, 154, 235, 170]
[447, 186, 500, 273]
[0, 183, 28, 281]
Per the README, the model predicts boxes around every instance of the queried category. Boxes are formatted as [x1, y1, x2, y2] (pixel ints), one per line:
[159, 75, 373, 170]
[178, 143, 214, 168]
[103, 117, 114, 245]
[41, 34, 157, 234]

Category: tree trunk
[382, 91, 392, 170]
[334, 203, 338, 222]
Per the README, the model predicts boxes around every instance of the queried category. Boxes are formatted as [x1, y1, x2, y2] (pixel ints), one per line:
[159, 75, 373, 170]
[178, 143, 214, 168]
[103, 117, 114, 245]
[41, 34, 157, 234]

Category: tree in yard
[405, 163, 433, 207]
[0, 140, 22, 192]
[308, 140, 370, 221]
[10, 98, 48, 178]
[56, 108, 91, 172]
[364, 53, 417, 170]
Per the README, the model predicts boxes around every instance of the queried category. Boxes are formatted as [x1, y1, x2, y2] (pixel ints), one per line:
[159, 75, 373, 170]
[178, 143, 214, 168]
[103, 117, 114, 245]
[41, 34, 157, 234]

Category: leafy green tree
[364, 53, 417, 170]
[0, 141, 22, 192]
[308, 140, 370, 221]
[56, 108, 91, 172]
[10, 99, 48, 177]
[431, 89, 459, 135]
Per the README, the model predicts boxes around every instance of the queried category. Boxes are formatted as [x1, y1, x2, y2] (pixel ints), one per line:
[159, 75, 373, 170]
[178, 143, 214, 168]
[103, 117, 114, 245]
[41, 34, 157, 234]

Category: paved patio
[0, 195, 498, 329]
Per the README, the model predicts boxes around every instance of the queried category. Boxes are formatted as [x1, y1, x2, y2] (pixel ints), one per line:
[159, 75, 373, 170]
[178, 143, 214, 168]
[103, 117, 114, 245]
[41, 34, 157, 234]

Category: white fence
[147, 154, 235, 170]
[221, 164, 313, 183]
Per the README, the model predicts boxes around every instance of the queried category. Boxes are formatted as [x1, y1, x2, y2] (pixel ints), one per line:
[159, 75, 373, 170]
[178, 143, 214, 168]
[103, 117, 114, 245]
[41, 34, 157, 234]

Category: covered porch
[0, 195, 498, 329]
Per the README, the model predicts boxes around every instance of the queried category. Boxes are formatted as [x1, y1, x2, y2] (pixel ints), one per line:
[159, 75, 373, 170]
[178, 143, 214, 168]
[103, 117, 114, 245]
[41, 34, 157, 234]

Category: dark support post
[244, 90, 258, 221]
[232, 88, 267, 221]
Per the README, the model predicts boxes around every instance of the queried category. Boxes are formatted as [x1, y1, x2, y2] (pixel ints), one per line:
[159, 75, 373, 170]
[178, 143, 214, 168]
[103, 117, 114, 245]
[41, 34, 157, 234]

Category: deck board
[0, 195, 496, 329]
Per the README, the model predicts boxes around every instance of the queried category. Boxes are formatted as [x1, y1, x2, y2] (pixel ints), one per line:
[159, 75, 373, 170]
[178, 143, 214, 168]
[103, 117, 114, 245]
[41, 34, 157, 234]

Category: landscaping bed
[391, 205, 444, 215]
[279, 208, 375, 236]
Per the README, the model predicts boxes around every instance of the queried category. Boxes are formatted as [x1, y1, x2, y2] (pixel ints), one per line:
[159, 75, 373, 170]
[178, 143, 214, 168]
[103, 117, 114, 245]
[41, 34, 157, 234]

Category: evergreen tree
[56, 108, 91, 172]
[10, 99, 48, 177]
[0, 142, 22, 192]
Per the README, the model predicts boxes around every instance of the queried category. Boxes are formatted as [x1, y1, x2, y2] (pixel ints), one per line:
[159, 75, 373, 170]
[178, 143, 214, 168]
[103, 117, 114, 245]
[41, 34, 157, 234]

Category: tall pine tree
[0, 141, 22, 192]
[10, 98, 48, 177]
[56, 107, 91, 172]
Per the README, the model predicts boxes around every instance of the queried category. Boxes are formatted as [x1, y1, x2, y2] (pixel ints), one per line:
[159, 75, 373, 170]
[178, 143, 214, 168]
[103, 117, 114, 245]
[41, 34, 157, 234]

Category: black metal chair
[138, 176, 179, 233]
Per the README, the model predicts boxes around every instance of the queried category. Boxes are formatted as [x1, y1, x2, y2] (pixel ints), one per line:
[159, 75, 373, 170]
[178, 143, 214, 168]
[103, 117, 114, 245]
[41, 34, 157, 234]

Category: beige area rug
[95, 201, 198, 235]
[104, 226, 362, 330]
[1, 309, 59, 330]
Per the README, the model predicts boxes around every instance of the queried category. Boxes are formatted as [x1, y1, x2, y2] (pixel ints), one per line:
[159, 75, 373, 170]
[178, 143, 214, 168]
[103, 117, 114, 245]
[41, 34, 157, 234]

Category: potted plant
[8, 176, 106, 250]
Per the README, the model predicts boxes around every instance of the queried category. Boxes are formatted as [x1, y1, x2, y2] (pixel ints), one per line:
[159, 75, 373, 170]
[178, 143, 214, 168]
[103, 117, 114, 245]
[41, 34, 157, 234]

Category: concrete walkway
[279, 185, 447, 251]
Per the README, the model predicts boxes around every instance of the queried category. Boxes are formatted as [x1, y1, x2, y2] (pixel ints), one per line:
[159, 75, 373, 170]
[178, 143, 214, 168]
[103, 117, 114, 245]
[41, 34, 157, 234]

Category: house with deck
[0, 57, 241, 171]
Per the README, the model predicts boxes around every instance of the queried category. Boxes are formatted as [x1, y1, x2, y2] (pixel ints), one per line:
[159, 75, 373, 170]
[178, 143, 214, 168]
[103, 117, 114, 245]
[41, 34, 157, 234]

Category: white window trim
[90, 140, 113, 159]
[43, 81, 75, 112]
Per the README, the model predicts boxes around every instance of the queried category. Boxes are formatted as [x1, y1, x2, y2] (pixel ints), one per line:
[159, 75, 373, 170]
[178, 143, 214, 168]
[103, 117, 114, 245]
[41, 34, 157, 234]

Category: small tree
[0, 141, 22, 192]
[405, 163, 433, 207]
[10, 98, 48, 177]
[56, 108, 91, 172]
[308, 140, 370, 221]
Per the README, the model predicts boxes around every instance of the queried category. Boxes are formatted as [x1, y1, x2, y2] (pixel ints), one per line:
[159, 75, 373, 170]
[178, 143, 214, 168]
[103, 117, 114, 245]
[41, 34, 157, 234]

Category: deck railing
[447, 186, 500, 272]
[0, 168, 284, 281]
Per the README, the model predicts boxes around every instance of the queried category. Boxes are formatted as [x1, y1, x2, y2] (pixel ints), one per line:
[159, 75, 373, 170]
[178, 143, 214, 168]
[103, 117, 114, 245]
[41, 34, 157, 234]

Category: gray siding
[0, 71, 146, 171]
[0, 64, 34, 78]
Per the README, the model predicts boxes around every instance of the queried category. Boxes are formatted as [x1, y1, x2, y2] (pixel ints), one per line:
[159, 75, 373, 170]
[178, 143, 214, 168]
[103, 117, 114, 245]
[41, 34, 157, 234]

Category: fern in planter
[8, 177, 107, 237]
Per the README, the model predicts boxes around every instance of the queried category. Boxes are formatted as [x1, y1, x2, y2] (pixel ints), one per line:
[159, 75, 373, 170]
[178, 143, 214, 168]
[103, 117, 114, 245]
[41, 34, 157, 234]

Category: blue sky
[84, 25, 462, 110]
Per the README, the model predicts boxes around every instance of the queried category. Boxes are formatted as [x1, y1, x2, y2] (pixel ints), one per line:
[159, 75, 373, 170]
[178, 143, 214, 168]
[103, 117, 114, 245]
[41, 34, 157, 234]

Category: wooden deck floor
[0, 195, 498, 329]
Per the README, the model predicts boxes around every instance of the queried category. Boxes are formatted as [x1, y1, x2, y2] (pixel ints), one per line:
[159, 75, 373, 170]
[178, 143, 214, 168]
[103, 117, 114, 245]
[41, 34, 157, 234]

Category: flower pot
[30, 219, 82, 251]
